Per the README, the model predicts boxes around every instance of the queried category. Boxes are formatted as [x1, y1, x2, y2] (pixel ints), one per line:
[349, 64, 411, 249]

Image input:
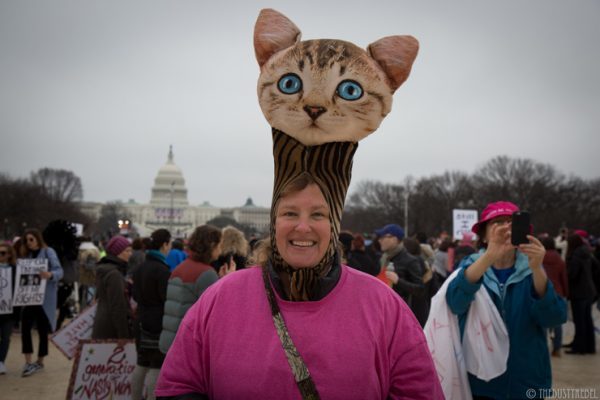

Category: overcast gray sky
[1, 0, 599, 208]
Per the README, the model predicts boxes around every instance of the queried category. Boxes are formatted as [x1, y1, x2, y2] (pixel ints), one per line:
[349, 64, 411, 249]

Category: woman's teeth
[291, 241, 315, 247]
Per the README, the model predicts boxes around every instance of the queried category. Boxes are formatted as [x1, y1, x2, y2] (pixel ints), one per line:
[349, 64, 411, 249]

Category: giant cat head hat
[254, 9, 418, 300]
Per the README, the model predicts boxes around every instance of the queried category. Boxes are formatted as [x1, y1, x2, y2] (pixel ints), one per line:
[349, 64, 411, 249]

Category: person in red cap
[445, 201, 567, 399]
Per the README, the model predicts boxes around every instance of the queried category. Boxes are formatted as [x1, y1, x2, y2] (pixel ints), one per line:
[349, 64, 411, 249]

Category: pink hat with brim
[471, 201, 519, 235]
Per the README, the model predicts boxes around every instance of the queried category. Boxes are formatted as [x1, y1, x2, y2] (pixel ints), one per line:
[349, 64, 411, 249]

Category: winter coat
[384, 246, 425, 304]
[567, 246, 597, 301]
[92, 255, 131, 339]
[25, 247, 64, 332]
[542, 249, 569, 298]
[346, 250, 379, 276]
[446, 250, 567, 399]
[166, 249, 187, 271]
[159, 258, 218, 353]
[132, 251, 170, 334]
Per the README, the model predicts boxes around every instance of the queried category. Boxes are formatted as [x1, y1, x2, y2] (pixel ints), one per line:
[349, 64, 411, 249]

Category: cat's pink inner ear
[254, 9, 302, 67]
[367, 35, 419, 92]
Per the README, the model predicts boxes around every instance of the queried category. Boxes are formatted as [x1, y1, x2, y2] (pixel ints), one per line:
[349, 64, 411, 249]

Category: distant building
[80, 146, 270, 237]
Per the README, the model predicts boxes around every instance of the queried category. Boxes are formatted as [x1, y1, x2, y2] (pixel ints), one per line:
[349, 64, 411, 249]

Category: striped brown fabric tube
[269, 128, 358, 301]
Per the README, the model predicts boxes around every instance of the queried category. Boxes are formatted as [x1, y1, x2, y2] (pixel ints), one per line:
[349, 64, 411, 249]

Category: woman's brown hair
[188, 225, 222, 264]
[23, 228, 47, 254]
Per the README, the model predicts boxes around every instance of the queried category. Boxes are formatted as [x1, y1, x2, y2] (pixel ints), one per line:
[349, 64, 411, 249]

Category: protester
[565, 234, 597, 354]
[212, 225, 248, 275]
[19, 229, 64, 377]
[432, 237, 452, 282]
[403, 237, 431, 326]
[376, 224, 426, 315]
[92, 235, 133, 340]
[165, 239, 187, 272]
[340, 232, 379, 276]
[540, 236, 569, 357]
[445, 201, 566, 398]
[0, 243, 17, 374]
[128, 237, 150, 278]
[77, 237, 101, 310]
[155, 174, 441, 399]
[159, 225, 224, 354]
[132, 229, 172, 400]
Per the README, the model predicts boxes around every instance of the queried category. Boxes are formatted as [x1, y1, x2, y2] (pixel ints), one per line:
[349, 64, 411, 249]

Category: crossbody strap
[261, 266, 320, 400]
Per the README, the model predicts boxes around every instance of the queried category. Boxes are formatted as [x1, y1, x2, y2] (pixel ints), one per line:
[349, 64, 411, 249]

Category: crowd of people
[0, 211, 598, 398]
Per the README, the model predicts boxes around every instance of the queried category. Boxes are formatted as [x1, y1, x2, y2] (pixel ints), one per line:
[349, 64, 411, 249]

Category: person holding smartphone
[445, 201, 567, 400]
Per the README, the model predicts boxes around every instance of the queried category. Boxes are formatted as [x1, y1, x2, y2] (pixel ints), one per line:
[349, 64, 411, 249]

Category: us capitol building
[81, 147, 270, 237]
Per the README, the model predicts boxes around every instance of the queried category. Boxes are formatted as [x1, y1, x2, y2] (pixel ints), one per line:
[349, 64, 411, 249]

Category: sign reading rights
[67, 340, 136, 400]
[13, 258, 47, 306]
[0, 267, 12, 314]
[51, 304, 97, 359]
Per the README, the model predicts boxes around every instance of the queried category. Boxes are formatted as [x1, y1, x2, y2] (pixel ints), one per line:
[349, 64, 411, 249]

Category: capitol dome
[150, 146, 189, 207]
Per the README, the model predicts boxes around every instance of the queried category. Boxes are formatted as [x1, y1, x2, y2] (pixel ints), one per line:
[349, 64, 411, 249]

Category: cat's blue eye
[278, 74, 302, 95]
[336, 80, 363, 101]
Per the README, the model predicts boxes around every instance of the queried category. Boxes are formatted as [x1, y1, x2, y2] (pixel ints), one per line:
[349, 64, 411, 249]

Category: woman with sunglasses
[18, 229, 63, 377]
[0, 243, 17, 374]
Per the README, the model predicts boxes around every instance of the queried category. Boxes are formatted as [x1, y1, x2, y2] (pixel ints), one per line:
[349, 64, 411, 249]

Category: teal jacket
[446, 250, 567, 399]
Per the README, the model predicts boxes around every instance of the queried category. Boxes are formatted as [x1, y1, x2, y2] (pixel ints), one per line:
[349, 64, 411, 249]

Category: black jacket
[567, 246, 597, 301]
[347, 250, 380, 276]
[388, 247, 425, 303]
[92, 255, 131, 339]
[133, 252, 171, 334]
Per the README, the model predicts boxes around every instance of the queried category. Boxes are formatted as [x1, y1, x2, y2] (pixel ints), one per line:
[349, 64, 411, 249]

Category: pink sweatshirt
[155, 266, 443, 399]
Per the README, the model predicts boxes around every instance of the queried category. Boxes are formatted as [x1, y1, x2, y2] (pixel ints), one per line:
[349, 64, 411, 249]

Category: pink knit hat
[471, 201, 519, 235]
[106, 235, 131, 256]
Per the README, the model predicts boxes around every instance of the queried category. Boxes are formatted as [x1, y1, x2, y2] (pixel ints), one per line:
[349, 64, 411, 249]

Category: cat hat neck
[254, 9, 418, 301]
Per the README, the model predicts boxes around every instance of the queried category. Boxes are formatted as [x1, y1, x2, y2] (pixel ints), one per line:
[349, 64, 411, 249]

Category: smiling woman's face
[275, 183, 331, 269]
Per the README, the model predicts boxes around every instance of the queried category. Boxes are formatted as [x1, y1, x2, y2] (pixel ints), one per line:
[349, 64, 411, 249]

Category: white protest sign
[51, 304, 97, 359]
[67, 340, 136, 400]
[0, 267, 12, 314]
[453, 209, 478, 240]
[13, 258, 48, 306]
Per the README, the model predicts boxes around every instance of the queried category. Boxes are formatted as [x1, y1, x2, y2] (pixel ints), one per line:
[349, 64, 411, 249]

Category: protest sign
[67, 340, 136, 400]
[0, 267, 12, 314]
[13, 258, 47, 306]
[453, 209, 478, 240]
[51, 304, 97, 359]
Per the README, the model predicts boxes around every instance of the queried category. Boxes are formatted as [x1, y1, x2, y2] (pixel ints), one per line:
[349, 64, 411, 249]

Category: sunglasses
[0, 251, 7, 256]
[27, 237, 36, 242]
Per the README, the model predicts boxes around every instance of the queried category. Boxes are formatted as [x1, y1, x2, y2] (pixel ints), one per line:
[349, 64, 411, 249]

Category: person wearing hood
[92, 235, 132, 339]
[445, 201, 567, 399]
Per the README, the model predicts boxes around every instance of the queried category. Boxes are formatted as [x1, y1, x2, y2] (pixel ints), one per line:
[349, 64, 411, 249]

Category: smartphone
[511, 211, 530, 246]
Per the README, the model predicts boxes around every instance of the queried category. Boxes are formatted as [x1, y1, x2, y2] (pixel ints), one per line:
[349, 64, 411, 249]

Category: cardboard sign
[13, 258, 47, 306]
[67, 340, 136, 400]
[452, 209, 478, 240]
[51, 304, 97, 359]
[0, 267, 12, 314]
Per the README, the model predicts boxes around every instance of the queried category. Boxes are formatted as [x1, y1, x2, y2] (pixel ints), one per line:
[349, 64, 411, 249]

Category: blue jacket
[446, 250, 567, 399]
[26, 247, 64, 332]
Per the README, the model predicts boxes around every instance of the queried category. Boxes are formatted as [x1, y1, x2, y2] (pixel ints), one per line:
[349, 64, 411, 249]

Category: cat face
[254, 9, 419, 146]
[258, 40, 394, 145]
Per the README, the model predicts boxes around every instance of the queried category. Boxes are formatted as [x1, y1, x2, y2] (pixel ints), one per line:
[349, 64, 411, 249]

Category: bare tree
[30, 168, 84, 203]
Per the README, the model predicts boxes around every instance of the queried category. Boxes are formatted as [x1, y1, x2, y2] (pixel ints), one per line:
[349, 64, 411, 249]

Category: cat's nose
[303, 105, 327, 121]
